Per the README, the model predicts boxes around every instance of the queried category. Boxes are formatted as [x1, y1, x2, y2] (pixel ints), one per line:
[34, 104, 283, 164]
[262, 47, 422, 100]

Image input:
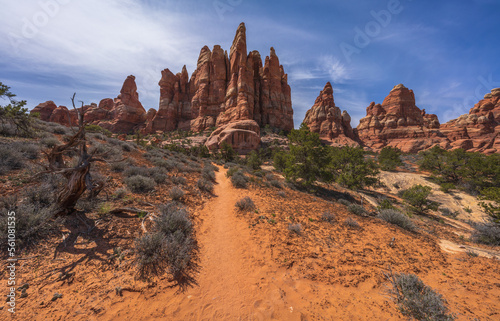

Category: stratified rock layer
[31, 23, 293, 152]
[146, 22, 294, 151]
[441, 88, 500, 154]
[303, 82, 359, 146]
[356, 84, 448, 153]
[31, 76, 147, 134]
[205, 120, 261, 154]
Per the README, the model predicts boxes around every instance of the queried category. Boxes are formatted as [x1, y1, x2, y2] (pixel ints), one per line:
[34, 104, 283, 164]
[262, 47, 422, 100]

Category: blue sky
[1, 0, 499, 127]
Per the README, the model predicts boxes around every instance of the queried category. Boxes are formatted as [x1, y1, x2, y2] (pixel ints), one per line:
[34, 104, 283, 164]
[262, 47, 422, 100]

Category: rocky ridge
[441, 88, 500, 154]
[355, 84, 449, 153]
[32, 75, 147, 134]
[32, 23, 293, 153]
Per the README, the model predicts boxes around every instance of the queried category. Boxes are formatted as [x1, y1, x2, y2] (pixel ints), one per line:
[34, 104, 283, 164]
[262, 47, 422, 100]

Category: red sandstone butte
[145, 22, 294, 151]
[441, 87, 500, 154]
[303, 82, 359, 147]
[356, 84, 448, 153]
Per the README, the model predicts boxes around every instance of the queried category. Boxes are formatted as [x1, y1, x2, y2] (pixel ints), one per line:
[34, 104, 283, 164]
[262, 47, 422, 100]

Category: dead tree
[40, 94, 106, 215]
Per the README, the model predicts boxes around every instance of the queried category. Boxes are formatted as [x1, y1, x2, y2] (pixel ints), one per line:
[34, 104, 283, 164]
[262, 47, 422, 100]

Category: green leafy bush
[399, 185, 439, 214]
[329, 146, 379, 190]
[439, 182, 455, 193]
[377, 198, 395, 210]
[479, 187, 500, 222]
[378, 146, 403, 171]
[281, 124, 330, 186]
[419, 146, 499, 195]
[0, 82, 34, 137]
[245, 150, 262, 170]
[220, 141, 236, 162]
[226, 166, 239, 178]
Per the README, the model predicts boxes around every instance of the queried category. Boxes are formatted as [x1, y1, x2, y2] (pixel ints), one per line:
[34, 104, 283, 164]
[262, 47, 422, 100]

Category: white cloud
[0, 0, 220, 108]
[319, 55, 350, 84]
[287, 55, 351, 84]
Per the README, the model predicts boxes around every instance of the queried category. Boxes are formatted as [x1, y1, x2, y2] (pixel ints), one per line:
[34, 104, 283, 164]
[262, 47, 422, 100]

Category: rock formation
[441, 88, 500, 154]
[145, 22, 294, 151]
[205, 119, 261, 154]
[302, 82, 359, 146]
[50, 106, 77, 126]
[31, 101, 57, 122]
[356, 84, 448, 153]
[31, 23, 293, 152]
[96, 75, 147, 133]
[32, 76, 147, 134]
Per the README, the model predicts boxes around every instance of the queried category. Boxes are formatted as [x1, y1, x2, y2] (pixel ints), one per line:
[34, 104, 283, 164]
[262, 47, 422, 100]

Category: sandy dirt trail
[103, 168, 307, 320]
[175, 168, 295, 320]
[102, 168, 403, 321]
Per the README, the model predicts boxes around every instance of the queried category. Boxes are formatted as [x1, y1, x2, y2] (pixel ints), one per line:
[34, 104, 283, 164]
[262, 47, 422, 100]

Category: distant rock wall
[356, 84, 449, 153]
[441, 88, 500, 154]
[32, 75, 147, 134]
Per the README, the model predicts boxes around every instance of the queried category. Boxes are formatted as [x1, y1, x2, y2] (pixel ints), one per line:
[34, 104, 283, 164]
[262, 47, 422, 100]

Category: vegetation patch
[135, 203, 196, 285]
[386, 271, 455, 320]
[378, 209, 416, 231]
[235, 196, 256, 212]
[125, 175, 156, 194]
[348, 204, 366, 216]
[169, 186, 185, 201]
[230, 170, 249, 188]
[288, 223, 302, 235]
[378, 146, 403, 171]
[399, 184, 439, 215]
[321, 211, 336, 223]
[197, 178, 214, 193]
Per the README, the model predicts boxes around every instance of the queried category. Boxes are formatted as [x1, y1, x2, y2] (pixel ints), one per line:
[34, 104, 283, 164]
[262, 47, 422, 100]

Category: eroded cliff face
[441, 88, 500, 154]
[146, 22, 293, 151]
[31, 23, 293, 152]
[356, 84, 448, 153]
[302, 82, 359, 147]
[32, 76, 147, 134]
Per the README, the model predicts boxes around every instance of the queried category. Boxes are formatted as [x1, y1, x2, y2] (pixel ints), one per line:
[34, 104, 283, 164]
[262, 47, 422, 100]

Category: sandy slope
[9, 167, 500, 320]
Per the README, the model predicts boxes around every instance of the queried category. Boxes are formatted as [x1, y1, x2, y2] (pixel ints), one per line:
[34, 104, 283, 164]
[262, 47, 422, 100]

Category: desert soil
[100, 168, 402, 320]
[7, 167, 500, 320]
